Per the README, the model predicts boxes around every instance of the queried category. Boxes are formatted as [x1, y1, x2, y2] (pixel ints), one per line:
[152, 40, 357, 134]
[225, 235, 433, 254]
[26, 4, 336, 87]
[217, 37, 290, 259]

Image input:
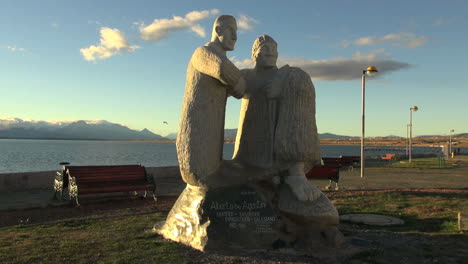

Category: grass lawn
[1, 192, 467, 263]
[0, 211, 189, 264]
[334, 192, 468, 233]
[389, 157, 453, 169]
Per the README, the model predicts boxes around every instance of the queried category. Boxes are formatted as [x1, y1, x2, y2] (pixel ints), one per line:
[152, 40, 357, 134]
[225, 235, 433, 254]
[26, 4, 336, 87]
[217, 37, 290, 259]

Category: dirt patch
[0, 196, 175, 228]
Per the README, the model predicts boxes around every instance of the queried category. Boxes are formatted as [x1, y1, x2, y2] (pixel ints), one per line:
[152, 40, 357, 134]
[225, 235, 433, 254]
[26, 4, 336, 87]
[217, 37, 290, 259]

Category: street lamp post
[361, 66, 378, 178]
[406, 124, 409, 156]
[409, 105, 419, 163]
[449, 129, 455, 157]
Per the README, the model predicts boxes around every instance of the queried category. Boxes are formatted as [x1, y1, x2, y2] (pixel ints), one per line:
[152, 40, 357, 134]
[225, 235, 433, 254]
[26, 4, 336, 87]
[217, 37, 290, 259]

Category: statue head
[252, 35, 278, 68]
[211, 15, 237, 51]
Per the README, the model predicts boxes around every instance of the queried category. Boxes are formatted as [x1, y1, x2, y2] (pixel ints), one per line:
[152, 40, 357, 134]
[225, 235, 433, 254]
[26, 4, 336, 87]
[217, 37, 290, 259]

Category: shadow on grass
[341, 214, 459, 233]
[336, 191, 468, 233]
[163, 228, 468, 264]
[345, 229, 468, 263]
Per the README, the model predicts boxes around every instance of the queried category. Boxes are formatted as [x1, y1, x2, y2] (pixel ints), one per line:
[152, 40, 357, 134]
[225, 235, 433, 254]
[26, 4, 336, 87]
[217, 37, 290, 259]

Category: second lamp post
[361, 66, 378, 178]
[408, 105, 419, 162]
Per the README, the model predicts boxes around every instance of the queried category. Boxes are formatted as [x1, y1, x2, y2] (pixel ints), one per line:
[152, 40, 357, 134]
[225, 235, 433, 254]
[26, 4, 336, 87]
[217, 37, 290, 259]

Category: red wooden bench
[321, 157, 342, 166]
[382, 153, 397, 160]
[306, 165, 340, 190]
[54, 164, 156, 206]
[322, 156, 360, 171]
[339, 156, 360, 168]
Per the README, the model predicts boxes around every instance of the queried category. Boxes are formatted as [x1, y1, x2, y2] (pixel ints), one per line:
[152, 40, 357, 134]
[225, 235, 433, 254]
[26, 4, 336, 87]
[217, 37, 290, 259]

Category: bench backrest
[322, 158, 342, 166]
[65, 165, 147, 184]
[323, 156, 360, 167]
[339, 156, 360, 166]
[306, 165, 339, 178]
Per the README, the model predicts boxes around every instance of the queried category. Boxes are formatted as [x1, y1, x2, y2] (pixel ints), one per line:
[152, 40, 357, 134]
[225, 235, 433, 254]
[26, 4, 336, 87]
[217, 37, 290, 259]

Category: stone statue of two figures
[155, 15, 345, 253]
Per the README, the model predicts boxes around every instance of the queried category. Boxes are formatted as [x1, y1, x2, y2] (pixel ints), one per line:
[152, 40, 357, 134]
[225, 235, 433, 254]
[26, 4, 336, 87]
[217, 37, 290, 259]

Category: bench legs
[68, 176, 80, 206]
[325, 175, 340, 191]
[129, 190, 158, 202]
[326, 180, 339, 191]
[145, 190, 158, 202]
[74, 196, 80, 207]
[53, 172, 64, 200]
[131, 190, 156, 202]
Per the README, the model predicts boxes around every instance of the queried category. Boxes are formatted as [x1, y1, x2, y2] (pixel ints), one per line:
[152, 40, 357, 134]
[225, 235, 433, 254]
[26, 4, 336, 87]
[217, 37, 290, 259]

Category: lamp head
[410, 105, 419, 112]
[365, 66, 378, 76]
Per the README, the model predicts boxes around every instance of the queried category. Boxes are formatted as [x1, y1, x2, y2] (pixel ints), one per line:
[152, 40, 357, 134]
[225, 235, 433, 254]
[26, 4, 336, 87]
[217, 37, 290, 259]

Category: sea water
[0, 139, 452, 173]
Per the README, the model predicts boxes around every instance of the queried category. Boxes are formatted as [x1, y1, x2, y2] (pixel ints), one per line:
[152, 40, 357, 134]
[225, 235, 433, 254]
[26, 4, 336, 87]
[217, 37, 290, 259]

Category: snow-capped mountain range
[0, 118, 164, 140]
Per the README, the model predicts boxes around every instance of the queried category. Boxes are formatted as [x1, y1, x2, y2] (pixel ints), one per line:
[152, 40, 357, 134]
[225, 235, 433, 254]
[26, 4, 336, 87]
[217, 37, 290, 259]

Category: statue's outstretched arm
[191, 46, 242, 88]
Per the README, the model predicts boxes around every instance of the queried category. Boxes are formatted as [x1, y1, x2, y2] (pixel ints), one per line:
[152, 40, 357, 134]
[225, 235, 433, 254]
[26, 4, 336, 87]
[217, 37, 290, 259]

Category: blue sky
[1, 0, 467, 137]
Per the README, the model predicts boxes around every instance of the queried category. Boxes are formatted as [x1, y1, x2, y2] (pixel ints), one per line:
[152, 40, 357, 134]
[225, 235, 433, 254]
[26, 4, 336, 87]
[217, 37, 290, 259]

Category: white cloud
[405, 37, 428, 48]
[282, 50, 410, 81]
[80, 27, 139, 61]
[308, 35, 323, 40]
[433, 18, 449, 27]
[230, 56, 254, 69]
[88, 20, 103, 26]
[231, 49, 410, 81]
[132, 21, 144, 28]
[346, 33, 428, 48]
[237, 14, 258, 31]
[341, 40, 351, 48]
[190, 24, 206, 37]
[140, 9, 219, 41]
[2, 45, 26, 52]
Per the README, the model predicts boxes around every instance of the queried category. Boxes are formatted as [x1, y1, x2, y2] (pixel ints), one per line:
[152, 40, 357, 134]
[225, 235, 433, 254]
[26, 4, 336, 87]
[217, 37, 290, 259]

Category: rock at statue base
[155, 184, 280, 251]
[154, 183, 344, 252]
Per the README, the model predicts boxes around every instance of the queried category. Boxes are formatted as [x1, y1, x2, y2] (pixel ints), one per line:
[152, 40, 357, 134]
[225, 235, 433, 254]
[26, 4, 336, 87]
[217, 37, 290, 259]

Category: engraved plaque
[203, 185, 280, 249]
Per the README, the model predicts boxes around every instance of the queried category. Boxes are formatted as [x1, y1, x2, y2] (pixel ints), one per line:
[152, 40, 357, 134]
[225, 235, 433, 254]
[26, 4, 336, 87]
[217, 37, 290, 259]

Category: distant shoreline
[0, 137, 174, 143]
[2, 137, 467, 148]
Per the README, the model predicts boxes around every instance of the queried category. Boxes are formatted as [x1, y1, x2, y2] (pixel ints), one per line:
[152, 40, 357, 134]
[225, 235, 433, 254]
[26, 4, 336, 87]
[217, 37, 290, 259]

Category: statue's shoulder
[280, 65, 310, 80]
[279, 65, 313, 90]
[192, 43, 221, 59]
[193, 44, 211, 56]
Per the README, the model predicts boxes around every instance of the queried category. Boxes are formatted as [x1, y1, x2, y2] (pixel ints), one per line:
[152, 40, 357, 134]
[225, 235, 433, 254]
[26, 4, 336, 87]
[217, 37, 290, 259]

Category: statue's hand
[267, 76, 283, 99]
[284, 175, 321, 202]
[229, 77, 246, 99]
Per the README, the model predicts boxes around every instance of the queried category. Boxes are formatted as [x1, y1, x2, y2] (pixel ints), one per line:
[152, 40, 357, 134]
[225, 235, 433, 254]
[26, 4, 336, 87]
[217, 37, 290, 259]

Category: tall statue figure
[232, 35, 342, 248]
[233, 35, 322, 202]
[177, 15, 245, 187]
[157, 27, 343, 253]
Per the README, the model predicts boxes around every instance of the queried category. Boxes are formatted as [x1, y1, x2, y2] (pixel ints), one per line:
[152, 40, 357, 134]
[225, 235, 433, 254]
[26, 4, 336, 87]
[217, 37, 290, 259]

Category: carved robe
[177, 42, 241, 186]
[233, 65, 321, 173]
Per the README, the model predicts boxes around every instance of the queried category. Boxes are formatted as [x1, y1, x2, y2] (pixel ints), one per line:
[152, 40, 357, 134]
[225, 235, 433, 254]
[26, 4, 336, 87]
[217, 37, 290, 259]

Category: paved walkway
[1, 156, 467, 211]
[311, 156, 468, 190]
[0, 174, 186, 211]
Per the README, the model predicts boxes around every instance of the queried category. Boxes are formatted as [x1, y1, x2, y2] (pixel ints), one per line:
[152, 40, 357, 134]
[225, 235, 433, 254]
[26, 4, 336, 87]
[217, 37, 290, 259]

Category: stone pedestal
[155, 183, 344, 252]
